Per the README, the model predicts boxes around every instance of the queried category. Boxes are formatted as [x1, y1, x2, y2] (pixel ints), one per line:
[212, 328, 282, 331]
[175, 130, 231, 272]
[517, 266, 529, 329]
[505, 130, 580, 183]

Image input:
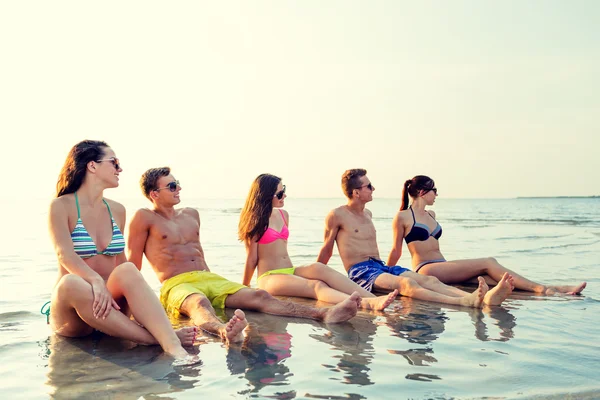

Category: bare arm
[109, 200, 128, 266]
[126, 209, 150, 270]
[387, 212, 406, 266]
[317, 210, 340, 264]
[242, 239, 259, 287]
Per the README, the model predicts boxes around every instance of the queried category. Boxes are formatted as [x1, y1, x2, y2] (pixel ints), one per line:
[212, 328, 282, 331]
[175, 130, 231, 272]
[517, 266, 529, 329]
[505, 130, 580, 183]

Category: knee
[112, 262, 142, 280]
[311, 280, 328, 292]
[252, 289, 275, 306]
[54, 274, 91, 299]
[425, 276, 442, 286]
[400, 278, 420, 296]
[486, 257, 500, 267]
[191, 294, 212, 310]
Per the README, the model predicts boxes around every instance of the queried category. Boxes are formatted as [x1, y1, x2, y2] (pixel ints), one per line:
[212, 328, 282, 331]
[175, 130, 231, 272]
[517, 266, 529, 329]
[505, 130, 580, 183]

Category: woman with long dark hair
[387, 175, 586, 295]
[48, 140, 198, 364]
[239, 173, 398, 311]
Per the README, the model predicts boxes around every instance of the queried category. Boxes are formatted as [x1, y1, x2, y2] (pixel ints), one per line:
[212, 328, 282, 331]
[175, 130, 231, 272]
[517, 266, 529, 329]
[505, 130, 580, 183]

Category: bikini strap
[74, 192, 81, 218]
[103, 199, 115, 221]
[278, 209, 287, 226]
[409, 206, 416, 225]
[427, 211, 436, 220]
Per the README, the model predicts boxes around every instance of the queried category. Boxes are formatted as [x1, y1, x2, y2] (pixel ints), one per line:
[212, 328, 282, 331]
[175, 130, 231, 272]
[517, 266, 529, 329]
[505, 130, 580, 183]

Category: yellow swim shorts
[257, 267, 296, 281]
[159, 271, 246, 317]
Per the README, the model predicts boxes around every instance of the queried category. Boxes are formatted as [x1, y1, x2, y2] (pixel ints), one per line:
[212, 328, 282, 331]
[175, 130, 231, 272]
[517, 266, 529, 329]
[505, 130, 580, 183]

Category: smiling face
[152, 174, 182, 206]
[272, 181, 286, 208]
[94, 147, 122, 188]
[354, 175, 375, 203]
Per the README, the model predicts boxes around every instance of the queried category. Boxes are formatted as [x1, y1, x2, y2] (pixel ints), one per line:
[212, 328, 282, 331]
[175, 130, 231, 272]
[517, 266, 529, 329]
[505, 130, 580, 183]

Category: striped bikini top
[70, 192, 125, 258]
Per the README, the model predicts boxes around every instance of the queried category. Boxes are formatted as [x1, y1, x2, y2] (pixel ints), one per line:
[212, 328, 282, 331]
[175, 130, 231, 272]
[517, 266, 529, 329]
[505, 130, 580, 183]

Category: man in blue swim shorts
[127, 167, 359, 346]
[317, 169, 511, 308]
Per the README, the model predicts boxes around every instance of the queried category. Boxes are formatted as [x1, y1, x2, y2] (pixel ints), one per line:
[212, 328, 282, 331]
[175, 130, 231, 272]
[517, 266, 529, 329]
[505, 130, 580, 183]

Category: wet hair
[140, 167, 171, 201]
[401, 175, 435, 210]
[238, 173, 282, 243]
[56, 140, 110, 198]
[341, 168, 367, 199]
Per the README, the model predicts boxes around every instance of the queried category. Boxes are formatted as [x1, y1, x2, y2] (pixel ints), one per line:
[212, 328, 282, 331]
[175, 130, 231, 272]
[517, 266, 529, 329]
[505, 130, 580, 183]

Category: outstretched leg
[259, 273, 397, 311]
[418, 257, 585, 295]
[225, 288, 358, 323]
[374, 273, 489, 308]
[179, 293, 247, 345]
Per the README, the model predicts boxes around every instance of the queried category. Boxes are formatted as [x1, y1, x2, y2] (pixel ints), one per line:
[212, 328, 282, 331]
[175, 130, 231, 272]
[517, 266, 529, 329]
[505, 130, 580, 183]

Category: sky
[2, 1, 599, 201]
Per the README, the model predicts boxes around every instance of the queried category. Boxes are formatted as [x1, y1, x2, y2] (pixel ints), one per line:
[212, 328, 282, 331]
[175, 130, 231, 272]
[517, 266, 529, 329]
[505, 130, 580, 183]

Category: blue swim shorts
[347, 257, 410, 292]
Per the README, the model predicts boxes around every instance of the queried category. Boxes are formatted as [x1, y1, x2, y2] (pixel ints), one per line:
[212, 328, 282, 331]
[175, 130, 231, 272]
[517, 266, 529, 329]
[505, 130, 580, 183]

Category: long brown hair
[400, 175, 435, 210]
[56, 140, 109, 198]
[238, 173, 282, 243]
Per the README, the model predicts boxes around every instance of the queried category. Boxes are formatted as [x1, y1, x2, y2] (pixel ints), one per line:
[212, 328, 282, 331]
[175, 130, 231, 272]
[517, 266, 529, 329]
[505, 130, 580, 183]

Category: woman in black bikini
[387, 175, 586, 295]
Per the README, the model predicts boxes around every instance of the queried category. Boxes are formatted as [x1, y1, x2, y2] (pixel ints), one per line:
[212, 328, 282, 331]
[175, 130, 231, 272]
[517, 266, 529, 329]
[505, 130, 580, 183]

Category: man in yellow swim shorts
[127, 167, 359, 346]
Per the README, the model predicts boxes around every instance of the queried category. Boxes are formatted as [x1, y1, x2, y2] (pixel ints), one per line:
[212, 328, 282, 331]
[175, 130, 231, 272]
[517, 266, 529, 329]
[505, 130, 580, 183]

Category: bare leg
[225, 288, 358, 323]
[374, 273, 488, 308]
[180, 293, 247, 345]
[259, 273, 397, 311]
[403, 271, 469, 297]
[418, 257, 586, 295]
[51, 269, 196, 363]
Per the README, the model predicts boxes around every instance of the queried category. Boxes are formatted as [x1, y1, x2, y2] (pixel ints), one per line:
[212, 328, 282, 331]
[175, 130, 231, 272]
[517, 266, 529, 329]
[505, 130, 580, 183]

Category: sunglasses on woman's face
[96, 157, 120, 170]
[424, 187, 437, 195]
[274, 185, 286, 200]
[154, 180, 180, 192]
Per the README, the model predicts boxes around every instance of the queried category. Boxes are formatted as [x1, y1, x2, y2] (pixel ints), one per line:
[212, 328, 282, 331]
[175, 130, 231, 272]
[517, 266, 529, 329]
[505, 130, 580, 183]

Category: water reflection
[42, 332, 202, 399]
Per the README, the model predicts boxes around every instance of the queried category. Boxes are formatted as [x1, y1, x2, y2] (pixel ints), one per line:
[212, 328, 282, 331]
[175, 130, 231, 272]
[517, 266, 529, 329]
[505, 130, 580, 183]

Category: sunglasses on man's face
[274, 185, 286, 200]
[154, 180, 180, 192]
[358, 183, 374, 191]
[96, 157, 120, 170]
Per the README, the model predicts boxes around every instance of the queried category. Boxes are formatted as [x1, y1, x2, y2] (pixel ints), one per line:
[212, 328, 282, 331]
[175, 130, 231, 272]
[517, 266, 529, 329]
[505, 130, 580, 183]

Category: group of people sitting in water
[47, 140, 587, 365]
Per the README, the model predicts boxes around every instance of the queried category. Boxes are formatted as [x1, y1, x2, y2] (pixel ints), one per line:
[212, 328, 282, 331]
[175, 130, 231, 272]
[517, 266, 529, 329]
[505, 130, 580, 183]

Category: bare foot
[322, 292, 359, 323]
[175, 326, 198, 347]
[360, 290, 398, 311]
[219, 309, 248, 345]
[484, 273, 513, 306]
[460, 277, 488, 308]
[546, 282, 587, 295]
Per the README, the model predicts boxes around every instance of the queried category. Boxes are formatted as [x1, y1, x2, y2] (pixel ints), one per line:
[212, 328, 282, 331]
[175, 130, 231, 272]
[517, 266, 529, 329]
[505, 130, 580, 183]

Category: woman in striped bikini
[238, 173, 398, 311]
[48, 140, 198, 365]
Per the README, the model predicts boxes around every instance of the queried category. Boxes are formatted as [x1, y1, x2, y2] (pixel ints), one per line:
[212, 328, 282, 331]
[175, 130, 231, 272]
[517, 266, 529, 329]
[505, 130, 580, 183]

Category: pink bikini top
[258, 209, 289, 244]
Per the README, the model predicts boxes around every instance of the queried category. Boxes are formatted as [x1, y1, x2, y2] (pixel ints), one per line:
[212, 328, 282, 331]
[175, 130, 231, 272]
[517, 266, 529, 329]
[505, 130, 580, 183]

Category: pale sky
[2, 1, 599, 201]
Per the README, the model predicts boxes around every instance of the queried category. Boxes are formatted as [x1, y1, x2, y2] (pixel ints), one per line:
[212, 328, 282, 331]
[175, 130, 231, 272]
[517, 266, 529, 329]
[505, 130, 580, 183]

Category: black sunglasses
[427, 187, 438, 194]
[274, 185, 286, 200]
[154, 180, 180, 192]
[96, 157, 120, 170]
[357, 183, 374, 191]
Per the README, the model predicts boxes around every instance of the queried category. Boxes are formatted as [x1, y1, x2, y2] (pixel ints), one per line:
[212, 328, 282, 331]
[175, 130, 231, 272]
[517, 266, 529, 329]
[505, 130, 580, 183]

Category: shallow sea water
[1, 197, 599, 399]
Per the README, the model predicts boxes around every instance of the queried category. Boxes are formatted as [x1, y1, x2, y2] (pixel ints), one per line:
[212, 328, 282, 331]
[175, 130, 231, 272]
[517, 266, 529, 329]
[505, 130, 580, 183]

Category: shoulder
[281, 209, 289, 220]
[104, 198, 125, 214]
[364, 208, 373, 218]
[428, 209, 437, 219]
[131, 207, 155, 220]
[181, 207, 200, 220]
[50, 195, 71, 211]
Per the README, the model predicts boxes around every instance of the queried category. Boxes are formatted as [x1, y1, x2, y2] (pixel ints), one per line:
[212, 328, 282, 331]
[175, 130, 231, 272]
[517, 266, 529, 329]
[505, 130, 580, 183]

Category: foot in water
[360, 290, 398, 311]
[461, 277, 488, 308]
[219, 309, 248, 345]
[484, 273, 514, 306]
[175, 326, 198, 347]
[323, 292, 359, 323]
[546, 282, 587, 296]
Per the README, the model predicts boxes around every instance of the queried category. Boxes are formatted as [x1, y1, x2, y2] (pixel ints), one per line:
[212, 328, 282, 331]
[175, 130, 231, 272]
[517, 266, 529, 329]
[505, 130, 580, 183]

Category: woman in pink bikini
[238, 173, 398, 311]
[387, 175, 586, 295]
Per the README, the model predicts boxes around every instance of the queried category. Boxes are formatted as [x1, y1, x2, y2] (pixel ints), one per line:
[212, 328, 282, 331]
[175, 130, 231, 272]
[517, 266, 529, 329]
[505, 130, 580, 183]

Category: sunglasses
[96, 157, 120, 170]
[358, 183, 374, 191]
[154, 180, 180, 192]
[428, 187, 438, 194]
[274, 185, 286, 200]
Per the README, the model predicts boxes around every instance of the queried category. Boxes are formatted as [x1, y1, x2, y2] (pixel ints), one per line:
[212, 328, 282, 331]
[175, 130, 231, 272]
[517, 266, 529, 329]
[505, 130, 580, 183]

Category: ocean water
[1, 197, 599, 399]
